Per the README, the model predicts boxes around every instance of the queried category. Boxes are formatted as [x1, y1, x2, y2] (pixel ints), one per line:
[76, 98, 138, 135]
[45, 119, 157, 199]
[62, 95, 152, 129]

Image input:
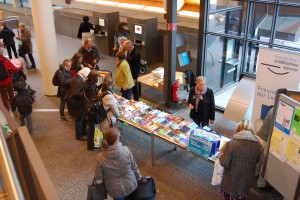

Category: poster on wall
[251, 48, 300, 125]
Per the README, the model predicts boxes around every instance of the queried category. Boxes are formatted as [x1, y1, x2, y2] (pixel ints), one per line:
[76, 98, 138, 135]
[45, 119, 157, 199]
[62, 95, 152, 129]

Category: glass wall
[21, 0, 31, 8]
[204, 0, 300, 109]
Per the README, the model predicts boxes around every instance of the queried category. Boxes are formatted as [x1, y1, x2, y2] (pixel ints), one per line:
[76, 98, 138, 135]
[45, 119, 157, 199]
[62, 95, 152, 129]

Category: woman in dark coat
[219, 120, 262, 200]
[68, 67, 91, 140]
[83, 70, 99, 150]
[0, 23, 18, 59]
[187, 76, 215, 127]
[70, 52, 84, 77]
[77, 16, 94, 39]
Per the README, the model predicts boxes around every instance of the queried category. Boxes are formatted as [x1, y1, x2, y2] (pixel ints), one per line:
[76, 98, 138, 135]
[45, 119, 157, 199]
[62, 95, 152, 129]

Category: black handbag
[87, 179, 107, 200]
[131, 176, 156, 200]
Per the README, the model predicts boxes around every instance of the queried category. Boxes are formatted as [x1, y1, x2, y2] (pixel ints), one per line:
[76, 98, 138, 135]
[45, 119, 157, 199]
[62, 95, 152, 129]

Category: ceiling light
[117, 3, 145, 9]
[144, 6, 165, 13]
[178, 11, 199, 18]
[94, 0, 118, 6]
[74, 0, 95, 3]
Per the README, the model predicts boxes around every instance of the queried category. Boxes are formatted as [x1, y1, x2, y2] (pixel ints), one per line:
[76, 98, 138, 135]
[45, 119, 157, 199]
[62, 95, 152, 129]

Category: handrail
[0, 128, 25, 200]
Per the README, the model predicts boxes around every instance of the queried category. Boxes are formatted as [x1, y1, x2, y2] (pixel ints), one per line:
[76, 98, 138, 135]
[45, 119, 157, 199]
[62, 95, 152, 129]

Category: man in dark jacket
[57, 60, 72, 122]
[124, 40, 141, 101]
[187, 76, 215, 127]
[0, 23, 18, 59]
[78, 38, 100, 70]
[69, 68, 91, 140]
[77, 16, 94, 39]
[11, 81, 35, 134]
[0, 50, 19, 111]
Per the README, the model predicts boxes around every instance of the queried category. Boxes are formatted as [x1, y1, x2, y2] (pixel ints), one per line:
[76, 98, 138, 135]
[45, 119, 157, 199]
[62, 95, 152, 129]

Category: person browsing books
[187, 76, 215, 127]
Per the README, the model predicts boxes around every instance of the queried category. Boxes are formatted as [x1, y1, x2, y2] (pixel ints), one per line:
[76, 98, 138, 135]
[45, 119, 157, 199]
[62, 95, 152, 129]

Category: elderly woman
[95, 127, 141, 200]
[219, 120, 262, 200]
[98, 76, 119, 134]
[187, 76, 215, 127]
[115, 51, 134, 100]
[69, 67, 91, 140]
[15, 22, 36, 69]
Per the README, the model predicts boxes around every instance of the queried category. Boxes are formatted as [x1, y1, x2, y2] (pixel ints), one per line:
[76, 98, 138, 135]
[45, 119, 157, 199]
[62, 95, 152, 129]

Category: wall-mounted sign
[135, 25, 142, 34]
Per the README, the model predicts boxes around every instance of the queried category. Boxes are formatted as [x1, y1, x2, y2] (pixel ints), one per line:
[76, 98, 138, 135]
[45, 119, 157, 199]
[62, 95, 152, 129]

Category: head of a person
[87, 69, 99, 84]
[71, 52, 83, 64]
[236, 120, 253, 133]
[119, 37, 128, 48]
[63, 59, 72, 71]
[83, 16, 89, 22]
[101, 76, 113, 91]
[2, 23, 8, 29]
[123, 40, 133, 52]
[84, 38, 94, 49]
[115, 51, 125, 66]
[116, 22, 126, 33]
[101, 127, 121, 149]
[78, 67, 91, 80]
[196, 76, 206, 92]
[18, 22, 26, 31]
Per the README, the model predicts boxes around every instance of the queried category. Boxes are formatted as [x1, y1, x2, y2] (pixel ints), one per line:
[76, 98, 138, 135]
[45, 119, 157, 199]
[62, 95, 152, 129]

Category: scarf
[233, 130, 259, 142]
[195, 86, 207, 111]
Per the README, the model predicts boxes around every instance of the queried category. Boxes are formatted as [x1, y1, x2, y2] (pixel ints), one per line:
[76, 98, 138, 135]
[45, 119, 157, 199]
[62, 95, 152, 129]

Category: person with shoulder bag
[98, 76, 119, 134]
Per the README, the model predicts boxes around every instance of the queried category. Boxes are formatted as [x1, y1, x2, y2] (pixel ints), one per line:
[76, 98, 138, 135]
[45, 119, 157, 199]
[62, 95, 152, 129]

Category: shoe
[59, 116, 68, 122]
[76, 135, 87, 141]
[93, 147, 101, 151]
[30, 65, 36, 69]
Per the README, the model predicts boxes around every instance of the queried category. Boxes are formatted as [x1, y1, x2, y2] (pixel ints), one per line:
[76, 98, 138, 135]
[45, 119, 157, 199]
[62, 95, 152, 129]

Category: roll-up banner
[252, 48, 300, 123]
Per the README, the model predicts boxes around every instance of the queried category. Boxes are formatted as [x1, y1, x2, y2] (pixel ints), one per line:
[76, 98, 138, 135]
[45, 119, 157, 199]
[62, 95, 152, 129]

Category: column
[30, 0, 58, 96]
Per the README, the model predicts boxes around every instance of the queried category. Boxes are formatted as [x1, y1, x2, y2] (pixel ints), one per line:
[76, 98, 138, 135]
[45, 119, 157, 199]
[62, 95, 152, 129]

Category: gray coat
[95, 142, 141, 198]
[220, 130, 261, 196]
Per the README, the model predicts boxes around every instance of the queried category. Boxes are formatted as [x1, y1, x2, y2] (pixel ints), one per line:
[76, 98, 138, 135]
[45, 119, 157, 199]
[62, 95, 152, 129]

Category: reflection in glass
[280, 0, 300, 3]
[208, 2, 246, 37]
[5, 0, 12, 4]
[248, 4, 274, 42]
[244, 42, 268, 75]
[274, 6, 300, 48]
[205, 35, 242, 91]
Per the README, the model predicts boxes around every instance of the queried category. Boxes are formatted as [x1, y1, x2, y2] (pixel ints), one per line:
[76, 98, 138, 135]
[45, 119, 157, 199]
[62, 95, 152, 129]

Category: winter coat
[57, 65, 71, 98]
[78, 46, 100, 66]
[0, 28, 15, 46]
[126, 46, 141, 80]
[187, 87, 215, 121]
[0, 55, 19, 86]
[220, 130, 262, 196]
[98, 89, 119, 132]
[16, 28, 32, 54]
[95, 142, 141, 198]
[115, 60, 134, 90]
[77, 21, 94, 39]
[68, 74, 85, 117]
[11, 89, 35, 115]
[258, 107, 274, 142]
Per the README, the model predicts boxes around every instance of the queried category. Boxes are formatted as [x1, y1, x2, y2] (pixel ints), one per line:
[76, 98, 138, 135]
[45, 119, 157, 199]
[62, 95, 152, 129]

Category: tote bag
[87, 179, 107, 200]
[211, 158, 224, 185]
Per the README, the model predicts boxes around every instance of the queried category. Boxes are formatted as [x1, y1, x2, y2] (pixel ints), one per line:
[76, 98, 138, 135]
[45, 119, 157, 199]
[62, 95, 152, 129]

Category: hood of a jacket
[233, 130, 259, 142]
[102, 142, 123, 160]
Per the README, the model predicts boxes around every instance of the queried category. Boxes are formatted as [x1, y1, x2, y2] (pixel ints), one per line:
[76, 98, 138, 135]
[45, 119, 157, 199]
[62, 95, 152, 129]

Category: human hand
[87, 64, 93, 69]
[80, 64, 84, 69]
[93, 59, 97, 64]
[210, 120, 215, 124]
[189, 104, 194, 109]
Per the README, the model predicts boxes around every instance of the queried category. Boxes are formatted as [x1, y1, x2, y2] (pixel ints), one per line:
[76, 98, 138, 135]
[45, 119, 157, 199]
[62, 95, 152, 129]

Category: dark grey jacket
[95, 142, 141, 198]
[68, 74, 85, 117]
[57, 65, 71, 98]
[220, 130, 262, 196]
[78, 46, 100, 67]
[0, 28, 15, 46]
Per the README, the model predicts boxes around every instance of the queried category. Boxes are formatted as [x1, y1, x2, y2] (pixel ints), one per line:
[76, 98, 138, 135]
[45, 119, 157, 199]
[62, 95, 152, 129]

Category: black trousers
[75, 114, 87, 139]
[21, 53, 36, 68]
[87, 114, 95, 150]
[132, 81, 139, 101]
[192, 114, 209, 128]
[6, 45, 18, 59]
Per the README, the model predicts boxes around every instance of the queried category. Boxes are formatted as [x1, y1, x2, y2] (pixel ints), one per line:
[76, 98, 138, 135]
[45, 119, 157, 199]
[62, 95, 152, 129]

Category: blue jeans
[122, 87, 133, 100]
[20, 113, 33, 133]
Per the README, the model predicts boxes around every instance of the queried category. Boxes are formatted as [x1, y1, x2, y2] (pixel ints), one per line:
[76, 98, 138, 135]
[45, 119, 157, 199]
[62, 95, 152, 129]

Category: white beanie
[78, 67, 91, 78]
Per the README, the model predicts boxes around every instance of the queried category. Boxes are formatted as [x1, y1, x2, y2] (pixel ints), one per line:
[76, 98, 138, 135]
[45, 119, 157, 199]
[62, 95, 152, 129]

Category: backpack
[0, 60, 9, 81]
[184, 70, 197, 92]
[52, 68, 61, 86]
[84, 92, 110, 124]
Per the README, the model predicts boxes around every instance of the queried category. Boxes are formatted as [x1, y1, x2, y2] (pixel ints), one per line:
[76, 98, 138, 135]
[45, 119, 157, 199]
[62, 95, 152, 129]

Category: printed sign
[135, 25, 142, 34]
[275, 100, 295, 135]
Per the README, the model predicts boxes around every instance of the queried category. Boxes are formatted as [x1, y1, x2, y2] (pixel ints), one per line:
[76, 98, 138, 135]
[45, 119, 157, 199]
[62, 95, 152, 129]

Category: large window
[21, 0, 31, 8]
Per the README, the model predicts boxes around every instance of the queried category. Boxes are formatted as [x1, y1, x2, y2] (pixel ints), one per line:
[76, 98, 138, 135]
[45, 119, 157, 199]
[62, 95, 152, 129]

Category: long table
[119, 117, 229, 166]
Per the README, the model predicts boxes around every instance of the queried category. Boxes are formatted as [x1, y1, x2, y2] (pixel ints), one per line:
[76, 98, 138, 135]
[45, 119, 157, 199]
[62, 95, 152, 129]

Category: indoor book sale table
[115, 95, 229, 165]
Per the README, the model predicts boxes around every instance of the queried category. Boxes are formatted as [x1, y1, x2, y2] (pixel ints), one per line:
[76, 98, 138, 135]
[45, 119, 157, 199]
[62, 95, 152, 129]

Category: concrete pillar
[30, 0, 58, 96]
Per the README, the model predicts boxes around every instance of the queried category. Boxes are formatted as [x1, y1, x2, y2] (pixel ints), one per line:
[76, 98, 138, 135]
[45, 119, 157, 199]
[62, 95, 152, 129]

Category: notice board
[264, 91, 300, 200]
